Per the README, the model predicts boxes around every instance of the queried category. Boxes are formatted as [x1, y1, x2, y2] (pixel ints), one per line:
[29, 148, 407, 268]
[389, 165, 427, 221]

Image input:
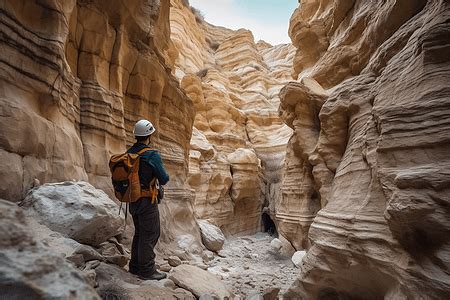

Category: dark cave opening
[262, 212, 278, 237]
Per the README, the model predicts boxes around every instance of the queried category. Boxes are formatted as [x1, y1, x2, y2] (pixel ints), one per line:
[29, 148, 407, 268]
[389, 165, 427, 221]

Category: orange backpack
[109, 148, 159, 204]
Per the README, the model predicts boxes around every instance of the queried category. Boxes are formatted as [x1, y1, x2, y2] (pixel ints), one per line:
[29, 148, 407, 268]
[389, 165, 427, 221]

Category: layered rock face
[0, 0, 191, 196]
[281, 0, 450, 298]
[0, 0, 204, 256]
[170, 0, 295, 235]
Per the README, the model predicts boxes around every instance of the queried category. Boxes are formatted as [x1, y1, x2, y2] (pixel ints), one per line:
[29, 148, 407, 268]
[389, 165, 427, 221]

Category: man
[127, 119, 169, 280]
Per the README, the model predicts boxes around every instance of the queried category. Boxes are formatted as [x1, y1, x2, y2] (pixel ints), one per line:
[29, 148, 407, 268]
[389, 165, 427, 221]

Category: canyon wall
[281, 0, 450, 298]
[170, 0, 295, 235]
[0, 0, 203, 253]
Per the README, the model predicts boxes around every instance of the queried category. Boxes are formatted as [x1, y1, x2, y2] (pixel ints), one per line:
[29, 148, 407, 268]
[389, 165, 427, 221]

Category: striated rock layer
[170, 0, 295, 235]
[0, 0, 203, 254]
[281, 0, 450, 298]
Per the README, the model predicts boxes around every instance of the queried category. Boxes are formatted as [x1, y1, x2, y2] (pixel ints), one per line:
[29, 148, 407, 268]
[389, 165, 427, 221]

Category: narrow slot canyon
[0, 0, 449, 299]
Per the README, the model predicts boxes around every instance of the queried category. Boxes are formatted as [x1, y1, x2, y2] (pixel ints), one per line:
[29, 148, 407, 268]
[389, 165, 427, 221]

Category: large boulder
[26, 216, 104, 267]
[270, 236, 296, 257]
[169, 265, 233, 299]
[197, 220, 226, 252]
[0, 199, 100, 299]
[21, 181, 124, 246]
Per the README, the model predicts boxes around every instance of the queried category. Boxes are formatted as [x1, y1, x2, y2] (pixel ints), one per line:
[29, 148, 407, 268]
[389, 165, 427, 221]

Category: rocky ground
[208, 233, 299, 298]
[1, 181, 303, 299]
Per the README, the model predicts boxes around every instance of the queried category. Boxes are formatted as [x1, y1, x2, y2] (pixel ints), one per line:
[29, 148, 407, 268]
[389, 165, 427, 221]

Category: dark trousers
[128, 198, 160, 277]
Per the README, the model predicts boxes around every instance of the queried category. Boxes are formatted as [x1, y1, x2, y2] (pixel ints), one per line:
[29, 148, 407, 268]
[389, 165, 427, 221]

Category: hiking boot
[139, 271, 167, 281]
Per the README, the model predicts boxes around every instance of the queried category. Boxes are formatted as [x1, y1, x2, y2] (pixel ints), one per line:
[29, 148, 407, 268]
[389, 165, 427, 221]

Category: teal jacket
[127, 143, 169, 187]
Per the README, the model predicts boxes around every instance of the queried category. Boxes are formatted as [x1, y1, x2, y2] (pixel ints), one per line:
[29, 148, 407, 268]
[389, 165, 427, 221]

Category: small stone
[84, 260, 101, 270]
[173, 250, 191, 261]
[263, 287, 280, 300]
[191, 262, 208, 270]
[66, 254, 85, 268]
[202, 250, 215, 263]
[270, 238, 283, 251]
[33, 178, 41, 188]
[247, 290, 263, 300]
[159, 263, 172, 272]
[81, 269, 97, 287]
[168, 256, 182, 267]
[291, 251, 307, 268]
[160, 278, 177, 289]
[217, 250, 227, 258]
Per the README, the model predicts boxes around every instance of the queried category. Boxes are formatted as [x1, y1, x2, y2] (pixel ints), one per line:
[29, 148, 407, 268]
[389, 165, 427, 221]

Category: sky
[189, 0, 298, 45]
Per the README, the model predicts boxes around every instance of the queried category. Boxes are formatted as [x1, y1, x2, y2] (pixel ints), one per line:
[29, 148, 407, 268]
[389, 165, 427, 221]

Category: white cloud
[189, 0, 291, 45]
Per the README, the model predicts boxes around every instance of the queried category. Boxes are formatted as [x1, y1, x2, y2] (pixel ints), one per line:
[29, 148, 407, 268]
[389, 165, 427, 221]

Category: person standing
[127, 119, 169, 280]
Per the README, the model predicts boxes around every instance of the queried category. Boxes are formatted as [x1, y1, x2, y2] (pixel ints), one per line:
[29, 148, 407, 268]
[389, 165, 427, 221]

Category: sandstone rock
[95, 262, 195, 300]
[291, 251, 306, 268]
[82, 269, 98, 288]
[155, 278, 177, 290]
[246, 291, 264, 300]
[207, 266, 231, 280]
[1, 0, 204, 263]
[97, 239, 129, 268]
[263, 287, 280, 300]
[191, 261, 209, 270]
[159, 263, 173, 272]
[25, 215, 104, 263]
[278, 235, 296, 257]
[282, 0, 450, 298]
[20, 181, 124, 246]
[270, 238, 283, 251]
[172, 1, 295, 236]
[168, 256, 182, 267]
[202, 250, 215, 263]
[197, 220, 226, 252]
[0, 199, 100, 299]
[170, 265, 234, 299]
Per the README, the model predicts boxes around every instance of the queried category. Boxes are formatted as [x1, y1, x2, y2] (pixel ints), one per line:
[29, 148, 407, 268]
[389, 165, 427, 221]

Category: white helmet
[134, 119, 156, 137]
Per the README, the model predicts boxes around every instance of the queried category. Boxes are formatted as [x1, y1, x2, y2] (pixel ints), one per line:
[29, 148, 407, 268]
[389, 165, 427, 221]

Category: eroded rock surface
[0, 0, 205, 259]
[21, 181, 124, 246]
[170, 0, 295, 235]
[197, 219, 226, 252]
[207, 233, 298, 298]
[169, 264, 234, 299]
[281, 0, 450, 298]
[0, 199, 100, 299]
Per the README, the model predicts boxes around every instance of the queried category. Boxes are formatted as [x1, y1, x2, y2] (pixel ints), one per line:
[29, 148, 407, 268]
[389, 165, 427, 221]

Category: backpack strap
[136, 148, 151, 155]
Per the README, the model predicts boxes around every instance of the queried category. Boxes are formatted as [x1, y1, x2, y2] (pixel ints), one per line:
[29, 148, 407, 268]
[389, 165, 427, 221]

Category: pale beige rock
[291, 251, 306, 268]
[282, 0, 450, 298]
[168, 256, 182, 267]
[0, 0, 205, 262]
[95, 262, 195, 299]
[197, 219, 226, 252]
[0, 200, 100, 299]
[171, 0, 295, 235]
[169, 265, 234, 299]
[20, 181, 124, 246]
